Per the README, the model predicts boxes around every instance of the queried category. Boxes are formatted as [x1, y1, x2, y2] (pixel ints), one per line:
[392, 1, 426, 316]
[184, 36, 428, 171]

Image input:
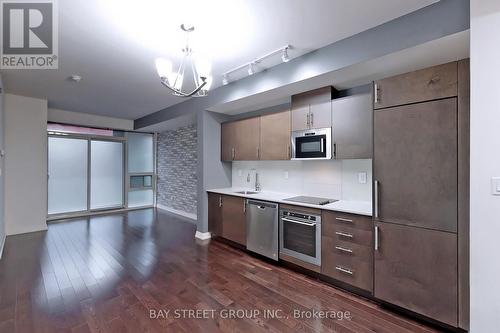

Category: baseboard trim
[156, 204, 197, 221]
[195, 231, 212, 240]
[0, 235, 6, 260]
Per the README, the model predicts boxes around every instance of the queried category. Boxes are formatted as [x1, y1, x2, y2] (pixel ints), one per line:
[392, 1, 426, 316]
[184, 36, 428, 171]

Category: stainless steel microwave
[291, 127, 332, 160]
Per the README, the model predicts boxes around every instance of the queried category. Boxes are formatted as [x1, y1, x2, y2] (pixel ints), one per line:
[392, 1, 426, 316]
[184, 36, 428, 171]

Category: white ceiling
[1, 0, 437, 120]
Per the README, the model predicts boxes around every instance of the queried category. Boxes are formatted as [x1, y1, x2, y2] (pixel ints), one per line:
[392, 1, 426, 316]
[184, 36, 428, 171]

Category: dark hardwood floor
[0, 208, 444, 333]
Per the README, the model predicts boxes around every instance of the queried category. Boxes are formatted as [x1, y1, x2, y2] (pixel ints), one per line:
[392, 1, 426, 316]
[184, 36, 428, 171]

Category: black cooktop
[283, 196, 338, 206]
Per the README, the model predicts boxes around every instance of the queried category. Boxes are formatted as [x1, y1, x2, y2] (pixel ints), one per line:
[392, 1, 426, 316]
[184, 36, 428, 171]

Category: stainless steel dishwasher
[246, 199, 279, 261]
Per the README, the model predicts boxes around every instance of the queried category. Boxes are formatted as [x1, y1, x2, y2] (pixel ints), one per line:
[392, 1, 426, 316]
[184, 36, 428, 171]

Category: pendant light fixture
[155, 24, 212, 97]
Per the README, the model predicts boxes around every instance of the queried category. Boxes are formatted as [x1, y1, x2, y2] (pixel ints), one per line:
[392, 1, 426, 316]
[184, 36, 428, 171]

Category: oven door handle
[281, 217, 316, 226]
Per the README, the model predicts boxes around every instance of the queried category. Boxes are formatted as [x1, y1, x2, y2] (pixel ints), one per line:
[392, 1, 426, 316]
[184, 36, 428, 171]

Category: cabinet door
[260, 111, 291, 160]
[332, 94, 372, 159]
[374, 61, 457, 109]
[233, 117, 260, 160]
[374, 221, 458, 326]
[221, 195, 246, 245]
[221, 121, 237, 161]
[208, 193, 223, 236]
[291, 105, 310, 131]
[374, 98, 458, 232]
[309, 101, 331, 129]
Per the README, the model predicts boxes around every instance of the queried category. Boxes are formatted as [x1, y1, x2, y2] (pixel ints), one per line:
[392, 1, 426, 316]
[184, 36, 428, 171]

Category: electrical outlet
[358, 172, 367, 184]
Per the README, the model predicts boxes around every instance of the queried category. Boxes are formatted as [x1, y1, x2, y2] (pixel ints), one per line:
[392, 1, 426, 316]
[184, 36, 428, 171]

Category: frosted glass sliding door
[90, 140, 124, 210]
[48, 137, 88, 215]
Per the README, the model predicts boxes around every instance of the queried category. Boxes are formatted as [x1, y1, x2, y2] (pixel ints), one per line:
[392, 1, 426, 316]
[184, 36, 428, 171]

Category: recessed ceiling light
[69, 75, 82, 82]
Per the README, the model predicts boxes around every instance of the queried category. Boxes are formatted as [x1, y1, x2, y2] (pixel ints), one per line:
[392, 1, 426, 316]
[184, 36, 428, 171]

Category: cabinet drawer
[374, 61, 457, 109]
[322, 211, 373, 242]
[322, 236, 373, 291]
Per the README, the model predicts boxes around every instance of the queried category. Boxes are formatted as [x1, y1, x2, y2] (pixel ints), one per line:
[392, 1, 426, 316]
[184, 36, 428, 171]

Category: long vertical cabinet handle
[306, 113, 310, 127]
[374, 180, 379, 219]
[288, 145, 291, 159]
[374, 83, 379, 104]
[243, 200, 246, 213]
[374, 225, 379, 251]
[333, 143, 337, 159]
[219, 196, 222, 208]
[231, 148, 235, 160]
[310, 112, 314, 127]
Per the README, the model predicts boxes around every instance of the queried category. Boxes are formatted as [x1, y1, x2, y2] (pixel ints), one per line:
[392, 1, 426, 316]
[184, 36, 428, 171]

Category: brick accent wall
[156, 124, 197, 215]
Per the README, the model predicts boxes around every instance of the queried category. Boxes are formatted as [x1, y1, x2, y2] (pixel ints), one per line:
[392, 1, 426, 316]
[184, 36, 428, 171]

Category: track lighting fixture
[247, 63, 255, 75]
[281, 47, 290, 63]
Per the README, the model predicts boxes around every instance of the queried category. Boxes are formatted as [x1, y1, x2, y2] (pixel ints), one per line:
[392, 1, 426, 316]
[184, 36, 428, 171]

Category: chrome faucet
[247, 168, 261, 192]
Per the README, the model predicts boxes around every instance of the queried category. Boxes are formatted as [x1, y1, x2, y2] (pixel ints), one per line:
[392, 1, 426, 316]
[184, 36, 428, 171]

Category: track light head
[222, 74, 229, 85]
[281, 48, 290, 63]
[247, 63, 255, 76]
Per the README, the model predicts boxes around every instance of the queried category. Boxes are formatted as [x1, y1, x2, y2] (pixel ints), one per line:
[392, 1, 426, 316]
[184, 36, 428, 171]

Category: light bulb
[281, 48, 290, 63]
[222, 74, 229, 85]
[155, 58, 172, 79]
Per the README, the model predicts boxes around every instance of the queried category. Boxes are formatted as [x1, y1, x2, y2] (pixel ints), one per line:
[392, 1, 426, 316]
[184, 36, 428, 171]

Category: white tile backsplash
[232, 159, 372, 201]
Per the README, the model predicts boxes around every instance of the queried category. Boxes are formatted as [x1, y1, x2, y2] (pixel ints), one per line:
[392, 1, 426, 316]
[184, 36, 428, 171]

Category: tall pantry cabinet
[372, 60, 469, 329]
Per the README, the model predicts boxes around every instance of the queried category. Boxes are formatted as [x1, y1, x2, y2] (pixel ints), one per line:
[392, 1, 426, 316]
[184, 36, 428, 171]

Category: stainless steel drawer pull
[374, 180, 379, 218]
[219, 196, 222, 207]
[335, 217, 353, 223]
[335, 266, 353, 275]
[374, 225, 379, 251]
[335, 246, 353, 254]
[335, 231, 353, 238]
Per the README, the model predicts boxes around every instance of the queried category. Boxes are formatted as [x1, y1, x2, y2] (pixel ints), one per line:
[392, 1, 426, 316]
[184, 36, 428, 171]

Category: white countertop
[207, 188, 372, 217]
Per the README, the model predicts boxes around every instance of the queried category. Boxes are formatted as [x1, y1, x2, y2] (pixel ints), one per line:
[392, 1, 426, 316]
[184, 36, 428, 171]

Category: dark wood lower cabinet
[322, 211, 373, 292]
[208, 193, 222, 236]
[374, 221, 458, 327]
[208, 194, 246, 246]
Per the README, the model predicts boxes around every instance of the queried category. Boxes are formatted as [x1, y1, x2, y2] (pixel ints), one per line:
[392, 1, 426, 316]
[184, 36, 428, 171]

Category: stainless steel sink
[234, 190, 259, 195]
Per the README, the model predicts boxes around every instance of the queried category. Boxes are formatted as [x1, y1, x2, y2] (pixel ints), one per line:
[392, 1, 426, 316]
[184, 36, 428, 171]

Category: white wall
[232, 159, 372, 202]
[48, 108, 134, 131]
[0, 76, 5, 257]
[4, 94, 48, 235]
[470, 1, 500, 332]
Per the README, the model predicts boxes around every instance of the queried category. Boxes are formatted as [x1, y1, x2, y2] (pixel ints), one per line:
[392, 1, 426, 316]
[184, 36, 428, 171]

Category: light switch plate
[358, 172, 367, 184]
[492, 177, 500, 195]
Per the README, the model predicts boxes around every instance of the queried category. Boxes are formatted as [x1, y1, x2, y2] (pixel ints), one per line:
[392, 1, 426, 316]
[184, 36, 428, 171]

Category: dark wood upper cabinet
[332, 93, 372, 159]
[291, 86, 334, 130]
[260, 110, 291, 160]
[374, 61, 457, 109]
[374, 98, 458, 232]
[221, 121, 237, 161]
[221, 117, 260, 161]
[221, 195, 246, 246]
[208, 192, 222, 236]
[374, 221, 458, 327]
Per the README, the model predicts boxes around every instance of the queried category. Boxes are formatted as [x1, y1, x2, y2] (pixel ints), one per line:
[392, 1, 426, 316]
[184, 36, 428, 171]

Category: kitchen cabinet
[221, 195, 246, 245]
[221, 121, 237, 161]
[208, 193, 222, 237]
[374, 62, 457, 109]
[331, 94, 372, 159]
[291, 101, 331, 131]
[322, 211, 373, 292]
[221, 117, 260, 161]
[374, 221, 458, 326]
[260, 110, 291, 160]
[291, 86, 334, 131]
[372, 60, 469, 330]
[374, 98, 458, 232]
